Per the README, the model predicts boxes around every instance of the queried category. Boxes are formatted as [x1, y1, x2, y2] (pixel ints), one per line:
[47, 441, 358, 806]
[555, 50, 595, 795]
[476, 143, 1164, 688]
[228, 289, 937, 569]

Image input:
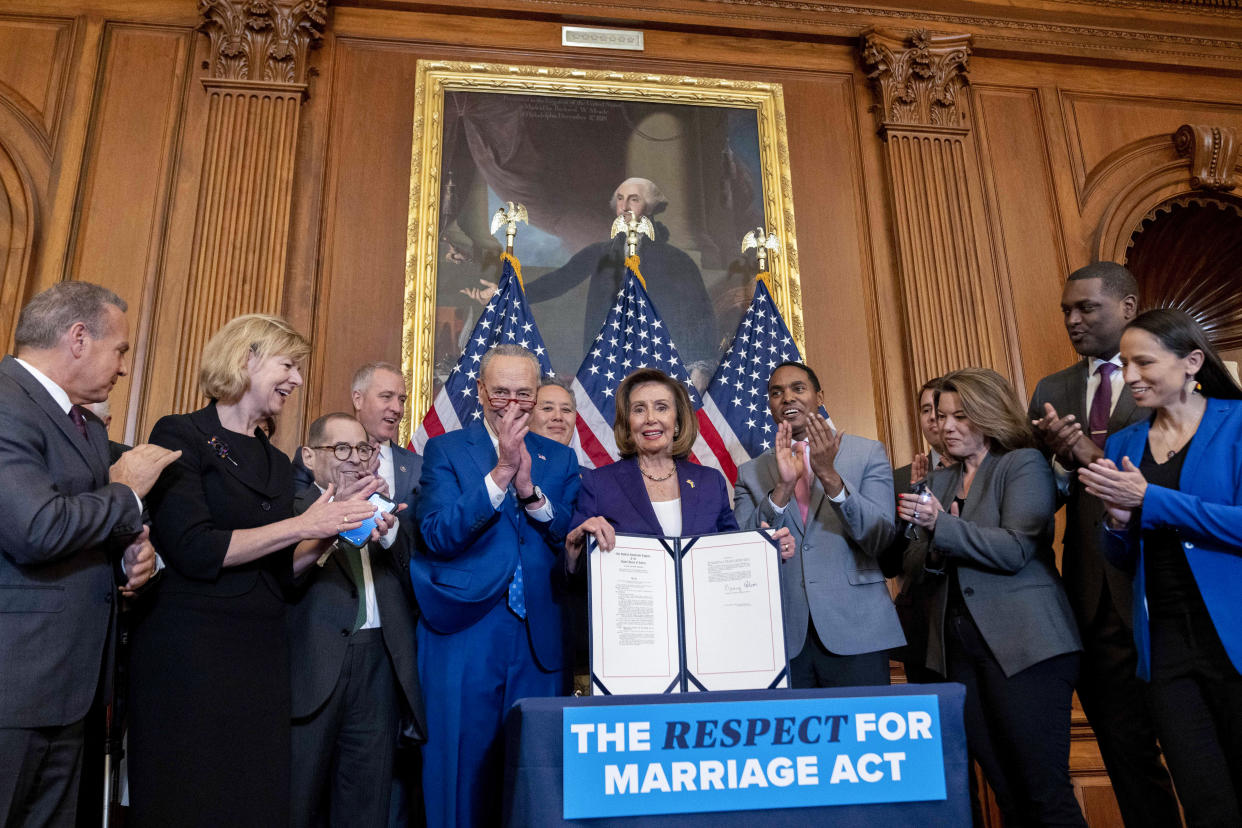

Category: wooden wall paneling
[305, 37, 424, 433]
[779, 70, 887, 444]
[971, 84, 1077, 401]
[1061, 90, 1242, 208]
[861, 29, 1016, 395]
[67, 22, 194, 442]
[159, 0, 325, 420]
[0, 14, 74, 143]
[278, 26, 337, 453]
[0, 13, 74, 348]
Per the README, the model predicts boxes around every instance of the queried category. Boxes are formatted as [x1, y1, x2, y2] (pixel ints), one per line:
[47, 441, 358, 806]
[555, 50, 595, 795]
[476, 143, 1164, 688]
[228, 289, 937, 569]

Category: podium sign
[562, 694, 947, 819]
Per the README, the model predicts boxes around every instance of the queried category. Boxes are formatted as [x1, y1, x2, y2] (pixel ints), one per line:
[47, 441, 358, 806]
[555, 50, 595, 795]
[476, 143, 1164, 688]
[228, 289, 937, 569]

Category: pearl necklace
[638, 460, 676, 482]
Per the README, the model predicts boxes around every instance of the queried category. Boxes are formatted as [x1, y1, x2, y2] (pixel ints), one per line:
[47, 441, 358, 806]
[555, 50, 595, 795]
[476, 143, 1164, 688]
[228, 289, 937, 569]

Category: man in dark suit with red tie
[1027, 262, 1181, 827]
[0, 281, 178, 826]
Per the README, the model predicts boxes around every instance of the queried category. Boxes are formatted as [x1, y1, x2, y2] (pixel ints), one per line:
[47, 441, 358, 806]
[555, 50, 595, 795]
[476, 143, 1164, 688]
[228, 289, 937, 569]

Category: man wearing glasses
[289, 413, 424, 828]
[413, 345, 580, 828]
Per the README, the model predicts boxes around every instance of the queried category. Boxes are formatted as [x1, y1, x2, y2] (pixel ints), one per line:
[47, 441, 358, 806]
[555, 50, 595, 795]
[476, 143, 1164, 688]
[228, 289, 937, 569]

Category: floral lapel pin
[207, 435, 239, 466]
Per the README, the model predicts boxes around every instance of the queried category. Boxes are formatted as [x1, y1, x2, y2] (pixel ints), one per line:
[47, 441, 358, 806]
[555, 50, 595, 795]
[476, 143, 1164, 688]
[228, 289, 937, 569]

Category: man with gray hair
[413, 344, 580, 827]
[0, 281, 179, 826]
[524, 176, 717, 369]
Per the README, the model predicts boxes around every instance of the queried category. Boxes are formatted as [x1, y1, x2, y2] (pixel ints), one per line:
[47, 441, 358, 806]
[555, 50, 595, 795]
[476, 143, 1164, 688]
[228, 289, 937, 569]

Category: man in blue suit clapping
[413, 345, 580, 828]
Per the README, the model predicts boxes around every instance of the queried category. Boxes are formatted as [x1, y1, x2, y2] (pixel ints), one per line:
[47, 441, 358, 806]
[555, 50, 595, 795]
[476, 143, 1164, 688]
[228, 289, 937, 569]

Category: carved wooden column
[861, 28, 1010, 388]
[171, 0, 325, 413]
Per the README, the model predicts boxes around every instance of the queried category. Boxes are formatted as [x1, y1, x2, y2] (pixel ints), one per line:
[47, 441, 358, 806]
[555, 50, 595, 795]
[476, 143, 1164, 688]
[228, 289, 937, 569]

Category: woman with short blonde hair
[128, 314, 387, 827]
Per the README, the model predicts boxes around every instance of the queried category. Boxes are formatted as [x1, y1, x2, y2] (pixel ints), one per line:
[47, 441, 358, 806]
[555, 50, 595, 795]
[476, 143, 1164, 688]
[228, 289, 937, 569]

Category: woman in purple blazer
[567, 368, 793, 563]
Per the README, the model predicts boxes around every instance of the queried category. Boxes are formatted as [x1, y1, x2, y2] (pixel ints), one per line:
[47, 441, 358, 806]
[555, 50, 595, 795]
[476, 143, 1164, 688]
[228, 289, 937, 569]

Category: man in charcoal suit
[1028, 261, 1181, 827]
[0, 281, 177, 826]
[290, 412, 424, 828]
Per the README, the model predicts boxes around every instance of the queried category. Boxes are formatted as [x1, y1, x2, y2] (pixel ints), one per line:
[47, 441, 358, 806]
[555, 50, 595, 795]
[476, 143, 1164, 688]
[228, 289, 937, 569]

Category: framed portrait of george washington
[401, 60, 803, 438]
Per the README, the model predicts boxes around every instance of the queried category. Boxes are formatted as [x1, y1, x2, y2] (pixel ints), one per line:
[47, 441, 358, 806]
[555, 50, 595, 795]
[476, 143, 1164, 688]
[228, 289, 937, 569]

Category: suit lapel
[1108, 385, 1139, 433]
[675, 459, 702, 534]
[1068, 360, 1091, 424]
[619, 458, 663, 535]
[2, 357, 102, 476]
[957, 453, 996, 521]
[190, 405, 284, 497]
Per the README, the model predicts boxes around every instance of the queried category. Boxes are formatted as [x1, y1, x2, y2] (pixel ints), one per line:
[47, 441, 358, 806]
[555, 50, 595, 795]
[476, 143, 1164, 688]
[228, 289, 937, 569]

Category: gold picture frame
[401, 59, 802, 444]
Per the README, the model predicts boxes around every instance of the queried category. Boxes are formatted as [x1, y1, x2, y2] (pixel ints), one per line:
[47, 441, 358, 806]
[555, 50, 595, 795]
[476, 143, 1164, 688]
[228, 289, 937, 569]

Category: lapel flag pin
[538, 454, 546, 461]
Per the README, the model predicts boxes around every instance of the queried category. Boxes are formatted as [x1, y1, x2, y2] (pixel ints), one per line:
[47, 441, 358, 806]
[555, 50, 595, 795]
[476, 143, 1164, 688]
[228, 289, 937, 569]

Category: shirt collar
[1089, 353, 1123, 373]
[14, 357, 72, 414]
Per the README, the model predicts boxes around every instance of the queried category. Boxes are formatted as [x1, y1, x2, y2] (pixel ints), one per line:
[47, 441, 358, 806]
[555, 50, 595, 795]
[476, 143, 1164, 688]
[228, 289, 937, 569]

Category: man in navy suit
[414, 345, 579, 828]
[0, 282, 177, 826]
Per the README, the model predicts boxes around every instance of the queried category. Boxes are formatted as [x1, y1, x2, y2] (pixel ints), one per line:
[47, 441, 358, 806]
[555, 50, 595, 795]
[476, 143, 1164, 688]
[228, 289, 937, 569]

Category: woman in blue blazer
[567, 368, 793, 562]
[1081, 308, 1242, 827]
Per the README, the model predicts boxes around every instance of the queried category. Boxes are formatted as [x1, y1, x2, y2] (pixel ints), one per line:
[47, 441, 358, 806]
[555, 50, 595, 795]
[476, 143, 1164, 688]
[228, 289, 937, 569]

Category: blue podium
[503, 683, 970, 826]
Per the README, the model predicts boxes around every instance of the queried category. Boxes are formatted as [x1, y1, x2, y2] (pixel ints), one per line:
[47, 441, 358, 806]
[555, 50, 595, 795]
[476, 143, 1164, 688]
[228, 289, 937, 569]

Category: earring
[1195, 380, 1202, 394]
[674, 426, 680, 438]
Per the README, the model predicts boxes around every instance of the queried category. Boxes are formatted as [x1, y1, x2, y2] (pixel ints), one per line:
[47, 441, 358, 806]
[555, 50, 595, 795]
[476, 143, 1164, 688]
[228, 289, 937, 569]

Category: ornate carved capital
[1174, 124, 1238, 191]
[860, 28, 972, 131]
[199, 0, 327, 85]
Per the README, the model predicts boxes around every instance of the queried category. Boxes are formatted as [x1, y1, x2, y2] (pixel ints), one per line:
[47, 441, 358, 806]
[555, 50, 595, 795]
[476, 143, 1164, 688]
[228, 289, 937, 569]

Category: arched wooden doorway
[1124, 194, 1242, 368]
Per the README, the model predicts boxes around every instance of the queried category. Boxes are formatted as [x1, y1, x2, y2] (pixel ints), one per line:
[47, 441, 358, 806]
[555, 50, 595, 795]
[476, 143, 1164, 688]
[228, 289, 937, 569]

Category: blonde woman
[128, 315, 389, 827]
[897, 367, 1085, 828]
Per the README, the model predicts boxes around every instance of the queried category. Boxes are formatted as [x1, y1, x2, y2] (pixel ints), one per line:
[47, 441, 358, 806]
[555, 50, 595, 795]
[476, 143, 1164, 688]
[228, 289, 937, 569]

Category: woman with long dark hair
[1081, 308, 1242, 827]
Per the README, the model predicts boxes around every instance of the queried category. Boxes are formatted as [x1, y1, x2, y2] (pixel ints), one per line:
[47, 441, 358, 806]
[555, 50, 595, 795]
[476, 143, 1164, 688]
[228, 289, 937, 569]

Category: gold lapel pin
[686, 479, 695, 488]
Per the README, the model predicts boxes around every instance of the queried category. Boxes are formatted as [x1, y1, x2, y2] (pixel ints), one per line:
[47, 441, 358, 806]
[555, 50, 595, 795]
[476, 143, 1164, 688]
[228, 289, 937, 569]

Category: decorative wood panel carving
[1126, 196, 1242, 349]
[1174, 124, 1238, 191]
[861, 28, 970, 129]
[170, 0, 325, 414]
[199, 0, 325, 84]
[0, 139, 36, 351]
[861, 28, 1009, 390]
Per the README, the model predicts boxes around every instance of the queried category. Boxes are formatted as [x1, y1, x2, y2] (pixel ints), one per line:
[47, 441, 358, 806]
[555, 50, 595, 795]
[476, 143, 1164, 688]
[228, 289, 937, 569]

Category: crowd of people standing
[1, 260, 1239, 828]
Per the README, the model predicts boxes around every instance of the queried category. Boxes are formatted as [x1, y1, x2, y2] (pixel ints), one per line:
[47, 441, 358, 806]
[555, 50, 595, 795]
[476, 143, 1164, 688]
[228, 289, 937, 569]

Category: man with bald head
[1027, 261, 1181, 828]
[524, 176, 716, 368]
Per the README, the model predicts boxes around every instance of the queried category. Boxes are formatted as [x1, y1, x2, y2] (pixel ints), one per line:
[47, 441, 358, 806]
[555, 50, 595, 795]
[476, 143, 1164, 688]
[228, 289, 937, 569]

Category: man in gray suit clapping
[0, 282, 179, 827]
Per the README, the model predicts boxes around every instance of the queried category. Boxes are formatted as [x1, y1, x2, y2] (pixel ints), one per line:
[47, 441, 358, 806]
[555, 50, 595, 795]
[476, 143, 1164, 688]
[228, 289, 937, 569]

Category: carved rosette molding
[199, 0, 326, 84]
[171, 1, 326, 414]
[861, 28, 971, 130]
[1174, 124, 1238, 191]
[859, 29, 1008, 391]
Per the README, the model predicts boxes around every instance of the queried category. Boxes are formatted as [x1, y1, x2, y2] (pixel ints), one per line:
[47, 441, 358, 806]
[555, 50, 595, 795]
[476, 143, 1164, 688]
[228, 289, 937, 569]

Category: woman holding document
[567, 368, 793, 561]
[895, 367, 1085, 828]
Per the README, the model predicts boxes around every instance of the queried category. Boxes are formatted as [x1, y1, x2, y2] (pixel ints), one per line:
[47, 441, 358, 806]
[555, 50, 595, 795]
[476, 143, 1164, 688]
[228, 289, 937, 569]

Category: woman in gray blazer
[897, 368, 1085, 828]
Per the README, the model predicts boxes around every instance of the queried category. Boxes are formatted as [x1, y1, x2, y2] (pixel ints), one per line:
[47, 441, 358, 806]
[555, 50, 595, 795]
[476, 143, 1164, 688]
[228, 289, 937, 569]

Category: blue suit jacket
[571, 456, 737, 537]
[1104, 396, 1242, 680]
[413, 423, 579, 670]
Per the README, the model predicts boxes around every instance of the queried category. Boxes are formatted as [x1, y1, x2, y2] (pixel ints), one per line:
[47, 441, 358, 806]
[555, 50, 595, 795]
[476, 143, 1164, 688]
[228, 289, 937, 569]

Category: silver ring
[913, 509, 920, 520]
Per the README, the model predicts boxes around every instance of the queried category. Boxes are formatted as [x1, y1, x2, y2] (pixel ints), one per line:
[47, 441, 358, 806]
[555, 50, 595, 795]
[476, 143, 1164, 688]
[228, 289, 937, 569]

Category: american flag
[411, 254, 554, 453]
[571, 257, 733, 479]
[699, 278, 829, 467]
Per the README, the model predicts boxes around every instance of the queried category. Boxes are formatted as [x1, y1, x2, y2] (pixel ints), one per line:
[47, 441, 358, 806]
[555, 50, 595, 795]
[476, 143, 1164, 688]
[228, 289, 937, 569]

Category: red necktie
[1088, 363, 1116, 449]
[793, 441, 811, 524]
[69, 405, 89, 440]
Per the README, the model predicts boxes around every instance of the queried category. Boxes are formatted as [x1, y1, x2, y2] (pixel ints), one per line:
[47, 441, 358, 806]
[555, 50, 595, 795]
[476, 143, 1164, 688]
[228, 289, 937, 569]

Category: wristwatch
[518, 486, 544, 508]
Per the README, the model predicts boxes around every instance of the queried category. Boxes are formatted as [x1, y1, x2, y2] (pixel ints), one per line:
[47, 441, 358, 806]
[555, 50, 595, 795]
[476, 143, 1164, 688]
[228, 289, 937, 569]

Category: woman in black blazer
[897, 368, 1085, 828]
[127, 314, 385, 827]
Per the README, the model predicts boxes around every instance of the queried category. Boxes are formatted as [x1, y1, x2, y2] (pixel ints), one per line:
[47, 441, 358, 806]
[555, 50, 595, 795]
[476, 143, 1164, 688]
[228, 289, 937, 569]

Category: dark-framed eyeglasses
[481, 385, 536, 411]
[310, 442, 376, 461]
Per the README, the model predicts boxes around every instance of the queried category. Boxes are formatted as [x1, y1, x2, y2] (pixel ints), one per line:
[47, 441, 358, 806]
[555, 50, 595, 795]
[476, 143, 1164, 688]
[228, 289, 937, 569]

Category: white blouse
[650, 497, 683, 537]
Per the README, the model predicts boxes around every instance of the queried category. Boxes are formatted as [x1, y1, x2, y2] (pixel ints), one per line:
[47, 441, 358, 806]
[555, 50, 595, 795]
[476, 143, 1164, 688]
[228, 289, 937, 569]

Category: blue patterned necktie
[507, 492, 527, 619]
